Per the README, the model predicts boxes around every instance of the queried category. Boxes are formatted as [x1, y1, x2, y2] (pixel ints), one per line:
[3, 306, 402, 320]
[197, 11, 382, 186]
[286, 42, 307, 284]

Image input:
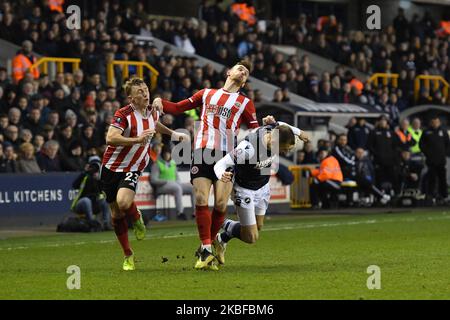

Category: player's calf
[240, 226, 259, 244]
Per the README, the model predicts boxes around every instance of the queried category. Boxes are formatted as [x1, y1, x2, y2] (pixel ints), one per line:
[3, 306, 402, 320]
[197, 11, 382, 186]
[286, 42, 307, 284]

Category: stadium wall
[0, 171, 290, 228]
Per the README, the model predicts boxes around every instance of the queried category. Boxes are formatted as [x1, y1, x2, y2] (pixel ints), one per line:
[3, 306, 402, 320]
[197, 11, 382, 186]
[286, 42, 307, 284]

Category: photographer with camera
[70, 156, 112, 230]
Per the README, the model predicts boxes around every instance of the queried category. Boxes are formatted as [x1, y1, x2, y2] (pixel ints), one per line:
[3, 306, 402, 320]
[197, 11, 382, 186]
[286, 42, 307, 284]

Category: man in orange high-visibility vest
[12, 40, 40, 84]
[231, 1, 256, 26]
[310, 147, 343, 208]
[48, 0, 64, 13]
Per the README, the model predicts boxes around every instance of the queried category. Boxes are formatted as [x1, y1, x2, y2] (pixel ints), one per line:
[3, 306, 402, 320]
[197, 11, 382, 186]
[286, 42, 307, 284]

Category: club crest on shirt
[114, 116, 122, 123]
[191, 166, 199, 175]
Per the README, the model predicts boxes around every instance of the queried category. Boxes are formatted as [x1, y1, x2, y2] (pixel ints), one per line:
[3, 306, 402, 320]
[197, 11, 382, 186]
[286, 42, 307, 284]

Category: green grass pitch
[0, 210, 449, 300]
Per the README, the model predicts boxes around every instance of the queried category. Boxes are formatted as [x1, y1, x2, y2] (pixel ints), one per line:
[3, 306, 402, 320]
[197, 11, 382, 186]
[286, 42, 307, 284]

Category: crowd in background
[0, 0, 449, 206]
[297, 114, 450, 206]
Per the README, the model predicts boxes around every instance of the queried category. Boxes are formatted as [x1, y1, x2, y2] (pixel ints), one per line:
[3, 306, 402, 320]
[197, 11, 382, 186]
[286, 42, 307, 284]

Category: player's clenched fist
[152, 97, 164, 115]
[220, 171, 233, 183]
[137, 129, 155, 145]
[172, 131, 191, 142]
[262, 115, 276, 125]
[299, 131, 310, 143]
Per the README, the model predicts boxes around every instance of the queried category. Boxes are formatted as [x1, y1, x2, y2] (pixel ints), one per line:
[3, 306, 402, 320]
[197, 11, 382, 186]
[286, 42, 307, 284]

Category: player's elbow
[106, 133, 120, 146]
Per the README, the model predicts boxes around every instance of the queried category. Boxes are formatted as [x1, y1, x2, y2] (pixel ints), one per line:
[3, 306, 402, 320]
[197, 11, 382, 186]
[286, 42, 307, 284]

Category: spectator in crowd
[332, 134, 356, 180]
[148, 141, 164, 166]
[12, 40, 40, 84]
[395, 118, 415, 151]
[398, 148, 421, 192]
[408, 117, 423, 156]
[70, 156, 111, 230]
[301, 141, 317, 164]
[354, 148, 391, 204]
[367, 115, 401, 194]
[150, 148, 195, 220]
[16, 142, 41, 173]
[4, 125, 20, 150]
[19, 129, 33, 145]
[419, 114, 450, 203]
[2, 142, 17, 172]
[347, 117, 371, 150]
[62, 142, 86, 172]
[309, 147, 343, 208]
[0, 143, 7, 172]
[36, 139, 62, 172]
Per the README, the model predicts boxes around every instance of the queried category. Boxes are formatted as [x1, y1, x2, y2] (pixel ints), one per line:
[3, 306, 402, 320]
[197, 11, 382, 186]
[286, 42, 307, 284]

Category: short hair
[123, 77, 146, 96]
[43, 140, 59, 149]
[235, 60, 252, 73]
[19, 142, 34, 154]
[277, 125, 296, 146]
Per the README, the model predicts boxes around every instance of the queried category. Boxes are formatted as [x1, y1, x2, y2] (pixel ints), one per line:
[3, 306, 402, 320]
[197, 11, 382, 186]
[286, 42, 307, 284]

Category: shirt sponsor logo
[205, 104, 232, 119]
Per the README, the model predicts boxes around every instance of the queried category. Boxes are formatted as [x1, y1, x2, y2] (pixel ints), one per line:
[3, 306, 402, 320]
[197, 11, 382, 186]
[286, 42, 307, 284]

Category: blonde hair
[123, 77, 146, 96]
[19, 142, 35, 155]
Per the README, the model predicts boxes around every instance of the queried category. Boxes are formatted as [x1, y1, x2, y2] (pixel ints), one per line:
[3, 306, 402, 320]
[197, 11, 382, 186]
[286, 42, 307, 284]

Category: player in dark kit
[213, 122, 309, 264]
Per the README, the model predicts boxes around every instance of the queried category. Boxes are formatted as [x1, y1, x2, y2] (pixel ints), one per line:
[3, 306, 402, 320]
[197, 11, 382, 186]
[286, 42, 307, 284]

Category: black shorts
[100, 166, 141, 203]
[190, 148, 227, 183]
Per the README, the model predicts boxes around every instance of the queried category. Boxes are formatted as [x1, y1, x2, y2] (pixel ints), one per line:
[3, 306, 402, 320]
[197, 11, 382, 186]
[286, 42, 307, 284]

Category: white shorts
[231, 183, 271, 226]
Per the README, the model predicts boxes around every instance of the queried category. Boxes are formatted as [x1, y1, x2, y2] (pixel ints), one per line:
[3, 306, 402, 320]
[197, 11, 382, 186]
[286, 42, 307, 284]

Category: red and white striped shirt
[102, 104, 159, 172]
[163, 88, 258, 152]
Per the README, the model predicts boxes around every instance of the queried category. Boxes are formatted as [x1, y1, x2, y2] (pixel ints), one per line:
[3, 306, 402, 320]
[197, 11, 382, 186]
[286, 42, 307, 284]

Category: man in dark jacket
[419, 115, 450, 202]
[71, 156, 111, 230]
[332, 134, 356, 180]
[367, 115, 401, 193]
[355, 148, 391, 204]
[347, 117, 371, 150]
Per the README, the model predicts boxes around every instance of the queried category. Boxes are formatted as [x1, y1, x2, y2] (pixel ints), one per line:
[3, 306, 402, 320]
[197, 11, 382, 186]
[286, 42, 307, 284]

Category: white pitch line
[1, 213, 449, 252]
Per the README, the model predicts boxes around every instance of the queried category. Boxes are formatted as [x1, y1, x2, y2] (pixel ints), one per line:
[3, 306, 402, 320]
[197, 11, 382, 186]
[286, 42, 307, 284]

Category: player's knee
[214, 198, 228, 212]
[116, 197, 132, 212]
[195, 193, 208, 206]
[214, 203, 227, 213]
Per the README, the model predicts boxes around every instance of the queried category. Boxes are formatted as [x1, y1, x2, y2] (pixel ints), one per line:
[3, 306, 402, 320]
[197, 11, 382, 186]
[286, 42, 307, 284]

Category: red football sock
[123, 202, 140, 222]
[195, 205, 212, 245]
[211, 208, 226, 241]
[112, 217, 132, 256]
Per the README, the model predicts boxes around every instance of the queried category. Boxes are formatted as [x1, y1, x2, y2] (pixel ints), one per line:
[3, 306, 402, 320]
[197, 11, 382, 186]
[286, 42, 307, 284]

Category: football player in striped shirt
[153, 61, 276, 270]
[101, 77, 188, 271]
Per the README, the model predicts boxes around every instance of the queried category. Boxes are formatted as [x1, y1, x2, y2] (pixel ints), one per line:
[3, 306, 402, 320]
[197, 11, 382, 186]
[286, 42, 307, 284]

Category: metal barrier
[30, 57, 80, 75]
[107, 60, 159, 90]
[368, 72, 449, 103]
[368, 73, 399, 88]
[289, 165, 315, 209]
[414, 75, 449, 102]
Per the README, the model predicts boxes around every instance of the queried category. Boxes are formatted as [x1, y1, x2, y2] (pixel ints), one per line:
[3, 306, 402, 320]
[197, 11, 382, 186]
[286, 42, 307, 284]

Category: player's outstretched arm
[155, 122, 190, 142]
[214, 153, 235, 182]
[277, 121, 310, 142]
[106, 126, 154, 147]
[153, 89, 204, 115]
[214, 140, 255, 182]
